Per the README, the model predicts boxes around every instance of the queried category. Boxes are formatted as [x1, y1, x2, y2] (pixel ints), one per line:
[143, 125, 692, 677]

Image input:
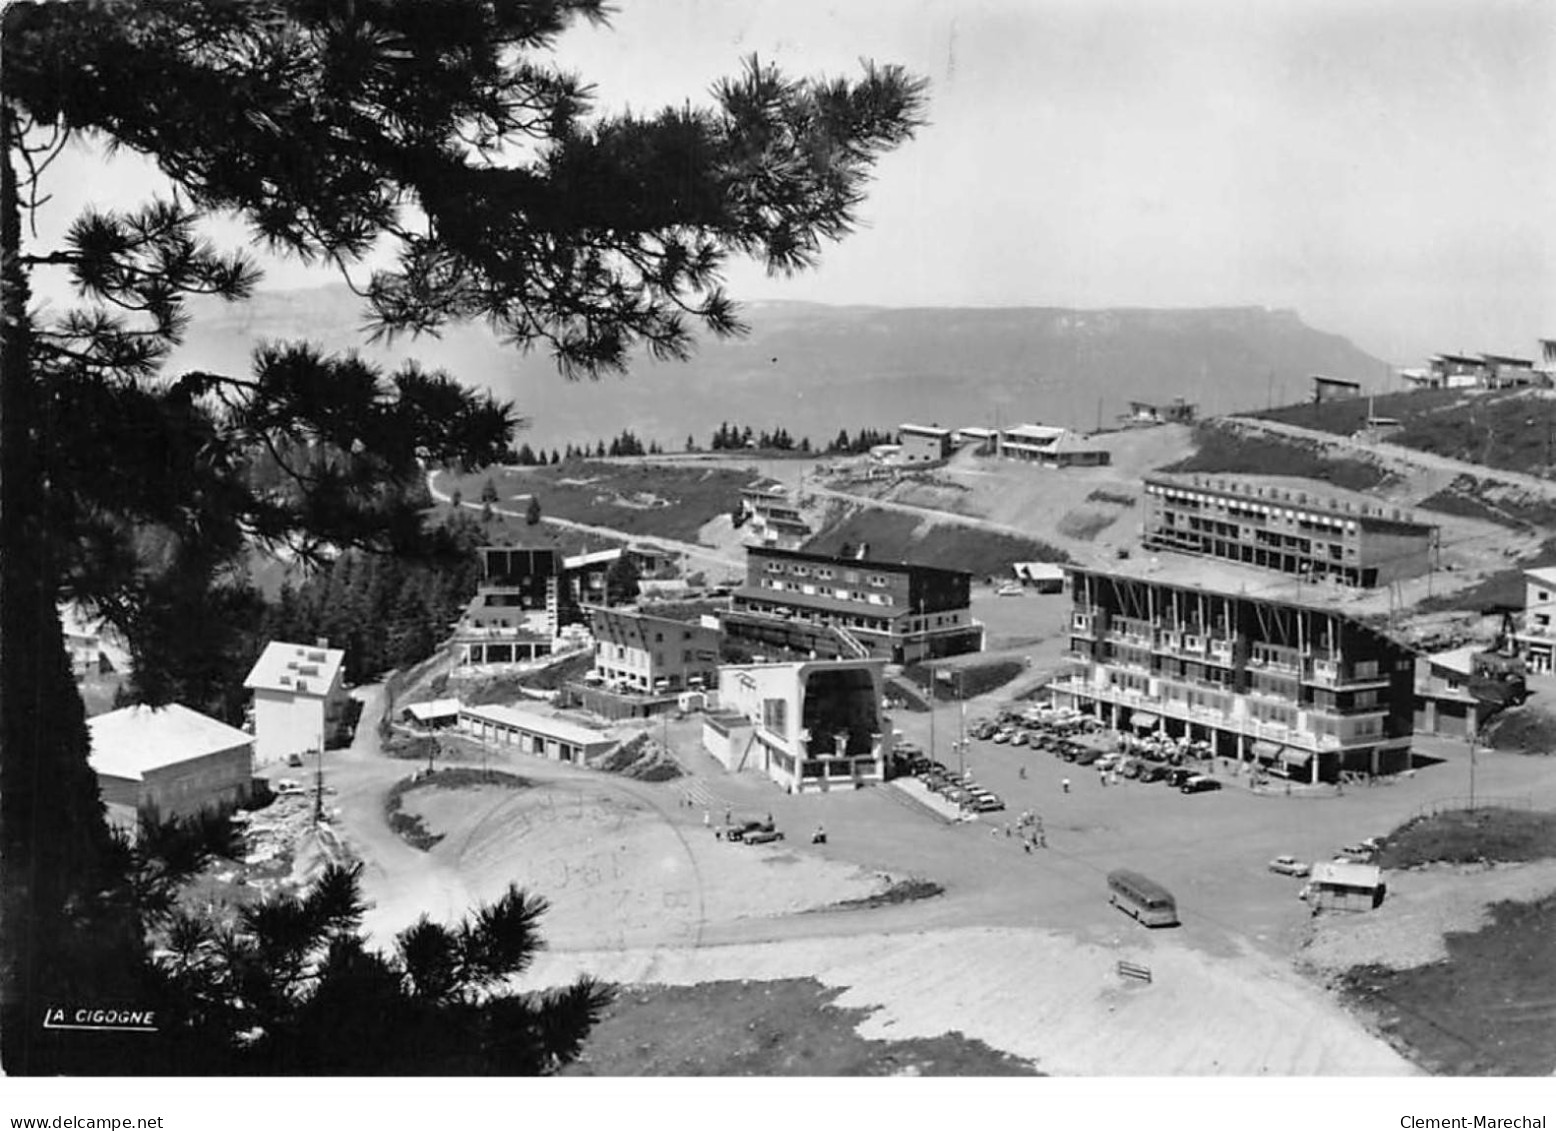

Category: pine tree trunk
[0, 101, 125, 1074]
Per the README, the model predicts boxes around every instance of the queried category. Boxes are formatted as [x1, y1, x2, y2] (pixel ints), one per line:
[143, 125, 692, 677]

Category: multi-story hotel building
[1141, 473, 1438, 589]
[726, 545, 983, 664]
[1053, 564, 1417, 781]
[1510, 565, 1556, 674]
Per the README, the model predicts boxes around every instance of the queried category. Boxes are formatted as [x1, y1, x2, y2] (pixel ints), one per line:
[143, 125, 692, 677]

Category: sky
[25, 0, 1556, 365]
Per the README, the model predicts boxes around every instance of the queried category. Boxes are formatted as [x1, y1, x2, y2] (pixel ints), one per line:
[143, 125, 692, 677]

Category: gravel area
[1300, 859, 1556, 974]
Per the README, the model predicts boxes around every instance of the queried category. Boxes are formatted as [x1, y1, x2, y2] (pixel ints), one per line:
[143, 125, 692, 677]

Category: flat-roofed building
[954, 426, 997, 453]
[454, 543, 623, 666]
[997, 423, 1110, 467]
[1511, 565, 1556, 674]
[727, 545, 982, 664]
[89, 703, 254, 828]
[243, 640, 349, 766]
[1054, 563, 1417, 782]
[898, 423, 953, 463]
[590, 608, 720, 695]
[713, 659, 890, 793]
[739, 483, 811, 550]
[1141, 473, 1437, 588]
[456, 702, 616, 764]
[1312, 374, 1362, 402]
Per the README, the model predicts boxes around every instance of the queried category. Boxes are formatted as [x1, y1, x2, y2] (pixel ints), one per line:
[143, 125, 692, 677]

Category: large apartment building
[1053, 564, 1417, 782]
[1141, 473, 1438, 589]
[726, 545, 982, 664]
[453, 544, 619, 665]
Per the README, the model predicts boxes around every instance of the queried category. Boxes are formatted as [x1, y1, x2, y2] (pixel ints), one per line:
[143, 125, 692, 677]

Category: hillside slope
[174, 288, 1390, 449]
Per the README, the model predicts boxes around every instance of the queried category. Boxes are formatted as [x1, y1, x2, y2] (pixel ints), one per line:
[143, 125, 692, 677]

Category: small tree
[526, 496, 542, 526]
[480, 478, 500, 505]
[604, 554, 640, 605]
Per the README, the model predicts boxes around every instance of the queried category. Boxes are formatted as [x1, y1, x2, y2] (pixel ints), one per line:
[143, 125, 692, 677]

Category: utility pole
[1468, 729, 1477, 811]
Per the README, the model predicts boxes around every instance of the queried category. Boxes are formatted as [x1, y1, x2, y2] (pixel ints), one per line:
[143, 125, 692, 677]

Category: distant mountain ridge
[175, 286, 1391, 450]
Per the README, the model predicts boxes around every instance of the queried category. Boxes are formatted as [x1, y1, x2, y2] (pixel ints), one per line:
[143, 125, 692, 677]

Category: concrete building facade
[589, 608, 721, 694]
[898, 424, 953, 463]
[454, 544, 623, 666]
[727, 545, 983, 664]
[997, 423, 1111, 467]
[89, 703, 254, 827]
[712, 659, 890, 793]
[243, 640, 348, 766]
[1511, 566, 1556, 674]
[1141, 473, 1437, 588]
[1053, 566, 1417, 782]
[456, 702, 616, 764]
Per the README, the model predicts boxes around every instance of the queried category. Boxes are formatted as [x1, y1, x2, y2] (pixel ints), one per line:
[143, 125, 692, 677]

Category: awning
[1129, 711, 1160, 730]
[1282, 748, 1314, 768]
[1250, 740, 1283, 761]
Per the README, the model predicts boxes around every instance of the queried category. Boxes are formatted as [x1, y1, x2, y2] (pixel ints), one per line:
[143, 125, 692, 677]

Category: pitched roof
[243, 640, 345, 697]
[1014, 562, 1066, 581]
[1002, 423, 1066, 443]
[1309, 861, 1382, 888]
[899, 423, 950, 437]
[1524, 566, 1556, 589]
[88, 703, 252, 781]
[404, 698, 461, 722]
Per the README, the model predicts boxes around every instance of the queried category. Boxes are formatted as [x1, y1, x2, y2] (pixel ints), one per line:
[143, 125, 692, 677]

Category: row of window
[760, 578, 895, 605]
[762, 561, 891, 587]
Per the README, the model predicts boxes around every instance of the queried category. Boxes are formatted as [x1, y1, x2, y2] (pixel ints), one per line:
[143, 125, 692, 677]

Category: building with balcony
[1119, 398, 1197, 428]
[726, 545, 983, 664]
[1510, 565, 1556, 674]
[1141, 473, 1437, 589]
[1054, 564, 1417, 782]
[997, 423, 1111, 467]
[898, 423, 953, 463]
[453, 544, 624, 666]
[589, 608, 721, 695]
[712, 659, 890, 793]
[738, 483, 811, 550]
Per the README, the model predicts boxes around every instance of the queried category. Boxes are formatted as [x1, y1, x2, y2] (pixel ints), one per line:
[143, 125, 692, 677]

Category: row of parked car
[902, 750, 1006, 813]
[1267, 836, 1387, 878]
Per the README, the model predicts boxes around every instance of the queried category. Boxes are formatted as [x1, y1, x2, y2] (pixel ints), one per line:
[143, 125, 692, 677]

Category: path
[1226, 415, 1556, 500]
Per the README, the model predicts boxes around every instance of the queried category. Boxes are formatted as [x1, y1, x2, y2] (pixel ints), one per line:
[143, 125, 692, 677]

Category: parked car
[1073, 748, 1102, 767]
[725, 818, 776, 842]
[973, 796, 1006, 813]
[1335, 843, 1377, 863]
[1139, 764, 1170, 783]
[744, 828, 785, 845]
[992, 729, 1012, 745]
[1268, 855, 1310, 877]
[1180, 777, 1223, 795]
[285, 753, 305, 768]
[1009, 731, 1029, 747]
[1167, 768, 1196, 788]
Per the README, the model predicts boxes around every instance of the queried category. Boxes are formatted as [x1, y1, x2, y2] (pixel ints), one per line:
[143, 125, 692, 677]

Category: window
[845, 571, 858, 584]
[762, 698, 787, 735]
[867, 574, 888, 587]
[816, 568, 834, 580]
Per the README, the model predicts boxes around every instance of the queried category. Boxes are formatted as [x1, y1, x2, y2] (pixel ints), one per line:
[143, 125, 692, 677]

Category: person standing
[1061, 777, 1071, 794]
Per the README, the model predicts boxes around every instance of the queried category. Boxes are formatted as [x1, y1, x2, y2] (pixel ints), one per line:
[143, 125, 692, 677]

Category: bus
[1107, 869, 1179, 927]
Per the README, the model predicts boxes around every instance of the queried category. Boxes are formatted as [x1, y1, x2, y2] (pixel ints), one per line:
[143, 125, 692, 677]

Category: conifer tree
[2, 0, 925, 1075]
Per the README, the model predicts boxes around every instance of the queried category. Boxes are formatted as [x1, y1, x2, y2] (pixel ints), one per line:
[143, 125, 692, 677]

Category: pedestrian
[703, 809, 710, 827]
[1062, 777, 1070, 794]
[725, 808, 733, 825]
[1023, 839, 1031, 855]
[1099, 771, 1107, 788]
[1019, 765, 1027, 780]
[1004, 825, 1012, 837]
[1038, 831, 1047, 849]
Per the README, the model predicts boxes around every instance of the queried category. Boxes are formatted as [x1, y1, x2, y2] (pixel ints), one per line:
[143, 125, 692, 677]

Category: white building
[1512, 566, 1556, 674]
[89, 703, 255, 831]
[456, 702, 617, 764]
[243, 640, 348, 766]
[712, 659, 890, 793]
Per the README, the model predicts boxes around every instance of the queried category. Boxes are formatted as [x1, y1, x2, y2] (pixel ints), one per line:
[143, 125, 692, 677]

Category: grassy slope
[1336, 809, 1556, 1075]
[1159, 420, 1392, 491]
[441, 461, 761, 543]
[564, 978, 1038, 1076]
[1255, 387, 1556, 480]
[804, 505, 1067, 576]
